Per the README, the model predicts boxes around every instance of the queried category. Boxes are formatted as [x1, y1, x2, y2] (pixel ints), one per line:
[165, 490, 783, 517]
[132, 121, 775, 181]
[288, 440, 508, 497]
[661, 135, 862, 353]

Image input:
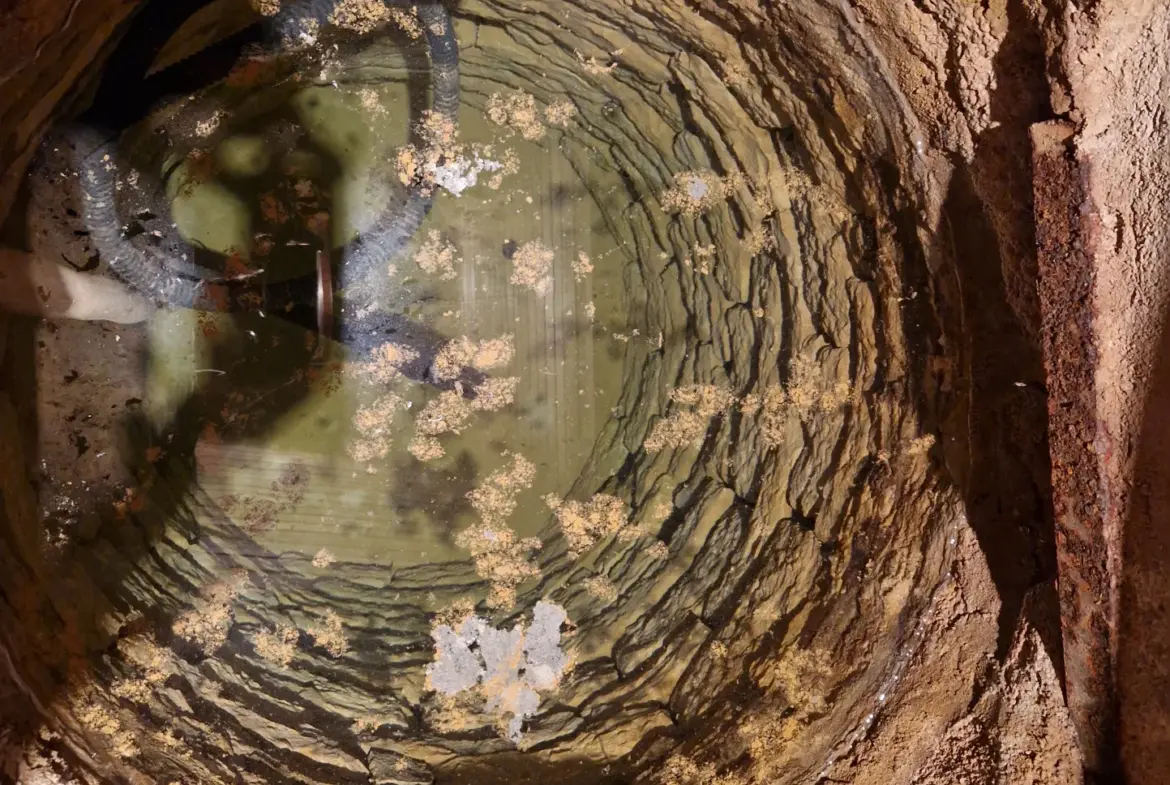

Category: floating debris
[328, 0, 420, 36]
[572, 251, 594, 282]
[253, 625, 299, 667]
[486, 91, 547, 140]
[511, 240, 555, 296]
[348, 393, 405, 462]
[171, 570, 249, 656]
[308, 610, 348, 658]
[219, 460, 310, 532]
[251, 0, 280, 16]
[454, 522, 543, 609]
[544, 492, 629, 557]
[414, 230, 460, 281]
[661, 169, 744, 214]
[584, 575, 618, 603]
[432, 334, 515, 382]
[644, 385, 736, 452]
[467, 453, 537, 525]
[545, 99, 578, 127]
[426, 601, 570, 742]
[349, 342, 419, 385]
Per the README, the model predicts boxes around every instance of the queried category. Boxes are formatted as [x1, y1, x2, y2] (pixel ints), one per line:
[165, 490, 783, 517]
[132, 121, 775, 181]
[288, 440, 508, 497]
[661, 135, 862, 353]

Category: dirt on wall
[0, 0, 1167, 784]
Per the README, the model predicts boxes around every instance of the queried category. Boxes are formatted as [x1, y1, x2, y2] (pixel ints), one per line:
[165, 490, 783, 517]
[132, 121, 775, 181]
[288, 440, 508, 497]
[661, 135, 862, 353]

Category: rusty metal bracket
[312, 249, 334, 361]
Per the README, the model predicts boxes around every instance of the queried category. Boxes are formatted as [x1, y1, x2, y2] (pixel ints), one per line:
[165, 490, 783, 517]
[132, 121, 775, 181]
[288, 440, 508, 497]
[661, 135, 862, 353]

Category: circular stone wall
[0, 1, 1079, 784]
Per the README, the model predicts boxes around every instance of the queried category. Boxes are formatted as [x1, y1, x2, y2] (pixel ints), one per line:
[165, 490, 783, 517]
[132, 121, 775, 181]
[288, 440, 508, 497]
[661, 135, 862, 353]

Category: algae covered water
[137, 29, 629, 566]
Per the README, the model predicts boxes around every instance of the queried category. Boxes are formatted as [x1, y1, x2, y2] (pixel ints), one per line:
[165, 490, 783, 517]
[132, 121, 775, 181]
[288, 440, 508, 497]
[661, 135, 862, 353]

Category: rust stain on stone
[1031, 119, 1119, 781]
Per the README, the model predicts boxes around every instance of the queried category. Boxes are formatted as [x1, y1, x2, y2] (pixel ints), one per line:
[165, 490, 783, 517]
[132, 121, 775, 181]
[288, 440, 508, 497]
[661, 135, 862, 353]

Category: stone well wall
[3, 1, 1168, 784]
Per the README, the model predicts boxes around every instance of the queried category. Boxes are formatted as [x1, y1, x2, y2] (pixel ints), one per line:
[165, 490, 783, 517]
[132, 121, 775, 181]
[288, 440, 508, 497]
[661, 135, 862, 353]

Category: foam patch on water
[428, 155, 504, 197]
[687, 176, 710, 199]
[426, 600, 569, 742]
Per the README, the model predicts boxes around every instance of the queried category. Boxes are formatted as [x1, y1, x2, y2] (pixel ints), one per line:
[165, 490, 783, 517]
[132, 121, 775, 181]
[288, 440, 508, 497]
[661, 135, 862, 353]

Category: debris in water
[544, 492, 630, 557]
[253, 625, 299, 666]
[510, 240, 555, 296]
[171, 570, 249, 656]
[644, 385, 736, 453]
[432, 334, 515, 382]
[348, 393, 405, 463]
[307, 610, 348, 657]
[454, 522, 542, 609]
[584, 575, 618, 603]
[661, 169, 744, 215]
[430, 155, 505, 197]
[349, 342, 419, 385]
[572, 251, 594, 282]
[545, 99, 577, 127]
[467, 453, 536, 524]
[414, 230, 460, 281]
[486, 91, 547, 140]
[328, 0, 420, 36]
[426, 601, 570, 742]
[251, 0, 280, 16]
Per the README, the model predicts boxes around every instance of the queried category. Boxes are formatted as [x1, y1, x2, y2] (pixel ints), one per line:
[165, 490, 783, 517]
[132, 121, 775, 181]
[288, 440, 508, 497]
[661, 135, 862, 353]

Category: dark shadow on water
[390, 447, 477, 545]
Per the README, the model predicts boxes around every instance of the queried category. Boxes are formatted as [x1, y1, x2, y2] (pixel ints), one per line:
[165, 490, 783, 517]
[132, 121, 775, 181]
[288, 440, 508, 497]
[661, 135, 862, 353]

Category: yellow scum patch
[543, 493, 630, 557]
[253, 625, 299, 666]
[308, 609, 348, 657]
[661, 169, 744, 215]
[643, 361, 856, 453]
[510, 240, 555, 296]
[414, 230, 460, 281]
[452, 453, 541, 607]
[431, 334, 515, 382]
[171, 569, 249, 655]
[486, 91, 547, 140]
[466, 453, 537, 525]
[455, 523, 543, 609]
[327, 0, 421, 36]
[408, 378, 519, 462]
[644, 385, 736, 452]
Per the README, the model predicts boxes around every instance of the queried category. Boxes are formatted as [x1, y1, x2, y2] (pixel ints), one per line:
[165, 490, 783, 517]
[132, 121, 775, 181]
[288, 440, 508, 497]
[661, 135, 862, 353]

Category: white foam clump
[426, 600, 570, 742]
[687, 177, 710, 199]
[427, 155, 504, 197]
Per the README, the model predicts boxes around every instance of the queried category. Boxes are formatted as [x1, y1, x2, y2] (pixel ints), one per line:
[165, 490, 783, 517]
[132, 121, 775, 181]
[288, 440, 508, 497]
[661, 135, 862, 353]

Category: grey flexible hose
[336, 3, 459, 299]
[75, 1, 459, 314]
[75, 125, 209, 309]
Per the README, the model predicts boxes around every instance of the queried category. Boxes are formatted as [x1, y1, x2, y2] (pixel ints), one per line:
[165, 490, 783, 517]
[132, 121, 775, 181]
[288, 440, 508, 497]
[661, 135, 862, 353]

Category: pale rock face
[0, 249, 154, 324]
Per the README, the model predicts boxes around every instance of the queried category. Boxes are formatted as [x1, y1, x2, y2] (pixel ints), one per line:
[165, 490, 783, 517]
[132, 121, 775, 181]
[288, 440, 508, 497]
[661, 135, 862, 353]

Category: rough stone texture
[1032, 118, 1111, 778]
[2, 0, 1162, 783]
[1043, 4, 1170, 783]
[0, 0, 139, 222]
